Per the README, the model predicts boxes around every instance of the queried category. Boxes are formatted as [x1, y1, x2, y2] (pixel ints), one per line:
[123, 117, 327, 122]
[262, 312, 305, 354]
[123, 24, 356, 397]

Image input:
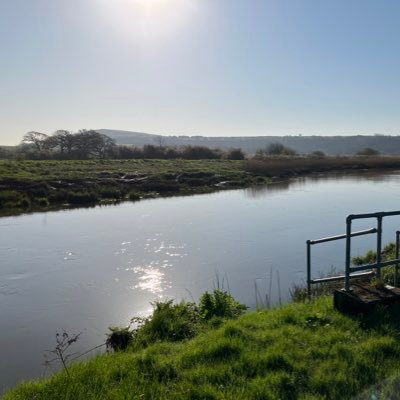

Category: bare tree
[154, 135, 165, 147]
[49, 130, 76, 155]
[22, 131, 49, 152]
[75, 130, 116, 159]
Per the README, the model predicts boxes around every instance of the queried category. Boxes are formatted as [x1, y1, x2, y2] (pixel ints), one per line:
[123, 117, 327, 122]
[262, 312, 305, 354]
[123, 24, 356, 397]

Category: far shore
[1, 156, 400, 216]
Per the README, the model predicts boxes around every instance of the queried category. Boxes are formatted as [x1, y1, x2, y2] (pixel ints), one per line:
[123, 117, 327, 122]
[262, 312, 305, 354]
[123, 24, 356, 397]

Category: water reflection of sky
[245, 170, 400, 198]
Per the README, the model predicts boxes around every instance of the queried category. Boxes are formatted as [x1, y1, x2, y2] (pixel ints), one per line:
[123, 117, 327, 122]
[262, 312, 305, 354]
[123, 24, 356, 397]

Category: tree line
[16, 130, 246, 160]
[1, 132, 381, 161]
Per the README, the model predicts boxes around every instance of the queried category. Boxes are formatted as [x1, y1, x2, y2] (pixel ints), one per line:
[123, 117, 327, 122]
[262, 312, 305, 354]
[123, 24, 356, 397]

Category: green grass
[0, 159, 248, 182]
[245, 155, 400, 177]
[2, 156, 400, 215]
[0, 159, 264, 215]
[4, 296, 400, 400]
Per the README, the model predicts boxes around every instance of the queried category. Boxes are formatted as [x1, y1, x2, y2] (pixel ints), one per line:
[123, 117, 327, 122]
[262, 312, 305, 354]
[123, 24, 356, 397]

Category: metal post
[306, 240, 311, 299]
[396, 231, 400, 286]
[376, 216, 383, 278]
[345, 217, 352, 291]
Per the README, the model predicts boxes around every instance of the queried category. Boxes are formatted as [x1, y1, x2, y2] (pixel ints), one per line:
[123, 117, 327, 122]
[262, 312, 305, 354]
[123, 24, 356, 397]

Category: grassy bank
[4, 295, 400, 400]
[2, 156, 400, 216]
[245, 155, 400, 177]
[0, 159, 265, 216]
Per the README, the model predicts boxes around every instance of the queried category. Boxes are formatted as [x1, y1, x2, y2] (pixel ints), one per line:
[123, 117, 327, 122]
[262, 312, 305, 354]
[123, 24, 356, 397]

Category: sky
[1, 0, 400, 145]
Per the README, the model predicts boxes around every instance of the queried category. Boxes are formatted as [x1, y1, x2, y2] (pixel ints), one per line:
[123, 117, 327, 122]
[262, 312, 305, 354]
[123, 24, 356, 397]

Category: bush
[0, 190, 28, 209]
[356, 147, 380, 156]
[106, 327, 134, 351]
[199, 290, 247, 320]
[66, 191, 99, 204]
[129, 192, 140, 201]
[134, 300, 201, 346]
[310, 150, 326, 158]
[34, 197, 50, 207]
[105, 291, 246, 352]
[226, 148, 245, 160]
[265, 142, 297, 156]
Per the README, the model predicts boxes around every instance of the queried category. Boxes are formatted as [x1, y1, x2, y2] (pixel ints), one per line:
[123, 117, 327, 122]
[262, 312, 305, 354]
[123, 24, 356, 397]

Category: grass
[245, 155, 400, 177]
[4, 296, 400, 400]
[2, 156, 400, 215]
[0, 159, 263, 215]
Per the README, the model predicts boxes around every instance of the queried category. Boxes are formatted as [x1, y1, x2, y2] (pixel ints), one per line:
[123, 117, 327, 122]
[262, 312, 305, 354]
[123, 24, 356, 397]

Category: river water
[2, 170, 400, 392]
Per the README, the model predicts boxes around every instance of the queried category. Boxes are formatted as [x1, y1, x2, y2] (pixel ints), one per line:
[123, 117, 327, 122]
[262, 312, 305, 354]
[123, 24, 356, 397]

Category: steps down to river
[334, 282, 400, 315]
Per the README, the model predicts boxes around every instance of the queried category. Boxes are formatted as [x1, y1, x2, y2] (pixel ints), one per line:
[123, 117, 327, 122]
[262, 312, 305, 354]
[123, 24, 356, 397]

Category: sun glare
[94, 0, 196, 43]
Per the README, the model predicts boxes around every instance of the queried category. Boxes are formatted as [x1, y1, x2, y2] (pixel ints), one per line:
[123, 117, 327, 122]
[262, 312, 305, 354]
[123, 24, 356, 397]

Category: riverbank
[2, 157, 400, 216]
[3, 294, 400, 400]
[0, 159, 266, 216]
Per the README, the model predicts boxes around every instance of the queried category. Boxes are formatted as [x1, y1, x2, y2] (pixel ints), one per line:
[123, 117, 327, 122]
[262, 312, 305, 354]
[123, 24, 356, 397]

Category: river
[2, 170, 400, 392]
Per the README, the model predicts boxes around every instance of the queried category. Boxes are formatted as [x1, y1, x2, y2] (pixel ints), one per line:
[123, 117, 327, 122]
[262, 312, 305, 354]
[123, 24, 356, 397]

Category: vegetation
[356, 147, 380, 156]
[106, 291, 247, 352]
[20, 130, 116, 160]
[352, 242, 399, 286]
[95, 130, 400, 156]
[245, 155, 400, 177]
[0, 159, 264, 215]
[14, 130, 246, 161]
[5, 294, 400, 399]
[255, 142, 297, 157]
[3, 153, 400, 215]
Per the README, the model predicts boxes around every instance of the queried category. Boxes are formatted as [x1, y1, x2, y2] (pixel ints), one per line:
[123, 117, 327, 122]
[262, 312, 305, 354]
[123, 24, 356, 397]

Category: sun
[94, 0, 196, 43]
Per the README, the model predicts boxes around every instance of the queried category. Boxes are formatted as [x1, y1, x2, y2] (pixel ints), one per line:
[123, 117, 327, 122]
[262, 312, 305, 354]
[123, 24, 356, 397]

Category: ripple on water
[131, 266, 166, 294]
[0, 283, 18, 296]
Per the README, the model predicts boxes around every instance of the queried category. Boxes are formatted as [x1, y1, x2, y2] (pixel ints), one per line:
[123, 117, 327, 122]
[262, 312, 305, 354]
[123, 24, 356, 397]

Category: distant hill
[98, 129, 400, 155]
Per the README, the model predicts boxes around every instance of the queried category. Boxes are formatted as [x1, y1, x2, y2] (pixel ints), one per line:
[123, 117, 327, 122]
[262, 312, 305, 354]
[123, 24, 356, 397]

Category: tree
[356, 147, 380, 156]
[154, 135, 165, 147]
[265, 142, 297, 156]
[22, 132, 49, 152]
[74, 130, 115, 159]
[309, 150, 326, 158]
[226, 148, 245, 160]
[48, 130, 76, 155]
[142, 144, 165, 158]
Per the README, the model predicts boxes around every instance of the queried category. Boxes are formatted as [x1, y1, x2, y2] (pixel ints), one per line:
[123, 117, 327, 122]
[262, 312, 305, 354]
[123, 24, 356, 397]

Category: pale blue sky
[1, 0, 400, 144]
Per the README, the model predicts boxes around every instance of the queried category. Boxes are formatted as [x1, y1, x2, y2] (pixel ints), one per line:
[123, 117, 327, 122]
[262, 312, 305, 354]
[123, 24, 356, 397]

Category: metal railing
[306, 211, 400, 298]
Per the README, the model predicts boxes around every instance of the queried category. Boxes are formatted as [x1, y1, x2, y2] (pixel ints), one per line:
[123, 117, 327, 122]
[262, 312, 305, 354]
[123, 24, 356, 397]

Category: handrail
[306, 211, 400, 299]
[308, 228, 377, 245]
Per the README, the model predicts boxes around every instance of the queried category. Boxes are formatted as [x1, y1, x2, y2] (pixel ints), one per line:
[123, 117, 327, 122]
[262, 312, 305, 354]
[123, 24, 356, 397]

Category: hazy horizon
[2, 0, 400, 145]
[3, 128, 400, 148]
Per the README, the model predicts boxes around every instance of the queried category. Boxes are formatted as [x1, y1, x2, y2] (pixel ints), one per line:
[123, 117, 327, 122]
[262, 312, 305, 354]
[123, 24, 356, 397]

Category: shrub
[226, 148, 245, 160]
[134, 300, 201, 346]
[199, 290, 247, 320]
[356, 147, 380, 156]
[66, 191, 99, 204]
[106, 326, 134, 351]
[264, 142, 297, 156]
[106, 291, 246, 352]
[129, 192, 140, 201]
[310, 150, 326, 158]
[34, 197, 50, 207]
[0, 190, 27, 209]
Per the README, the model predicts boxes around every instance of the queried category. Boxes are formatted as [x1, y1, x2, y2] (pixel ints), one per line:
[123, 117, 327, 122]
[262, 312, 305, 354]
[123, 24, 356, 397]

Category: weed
[43, 331, 81, 378]
[106, 327, 134, 351]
